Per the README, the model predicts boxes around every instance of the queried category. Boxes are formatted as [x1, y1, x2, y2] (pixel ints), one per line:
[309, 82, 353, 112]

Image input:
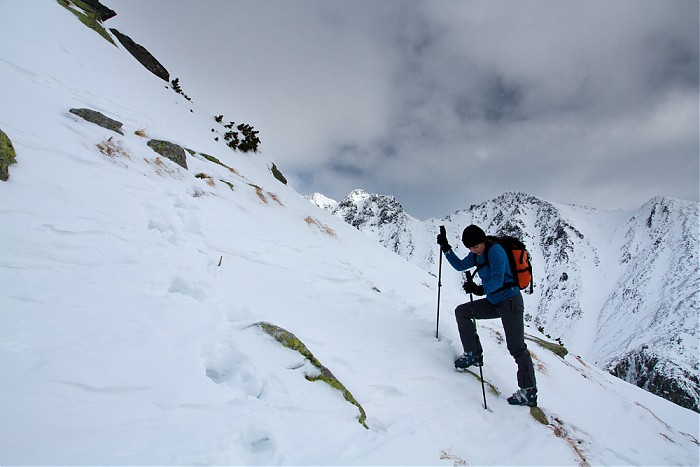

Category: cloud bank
[111, 0, 699, 218]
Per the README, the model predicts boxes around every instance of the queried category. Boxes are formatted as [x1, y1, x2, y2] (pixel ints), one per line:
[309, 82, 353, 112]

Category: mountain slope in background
[310, 189, 700, 412]
[0, 2, 698, 464]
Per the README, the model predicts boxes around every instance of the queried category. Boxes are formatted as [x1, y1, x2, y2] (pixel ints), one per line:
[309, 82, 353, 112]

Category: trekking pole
[468, 271, 488, 411]
[435, 226, 445, 339]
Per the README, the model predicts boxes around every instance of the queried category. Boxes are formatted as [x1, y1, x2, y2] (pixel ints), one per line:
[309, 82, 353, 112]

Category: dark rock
[0, 129, 18, 181]
[69, 108, 124, 135]
[271, 163, 287, 185]
[147, 139, 188, 169]
[57, 0, 116, 46]
[609, 346, 699, 413]
[79, 0, 117, 21]
[109, 29, 170, 82]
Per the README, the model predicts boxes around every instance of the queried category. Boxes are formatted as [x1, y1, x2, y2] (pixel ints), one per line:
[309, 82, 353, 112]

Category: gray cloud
[110, 0, 698, 219]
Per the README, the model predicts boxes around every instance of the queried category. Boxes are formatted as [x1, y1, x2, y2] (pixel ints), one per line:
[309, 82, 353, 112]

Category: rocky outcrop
[270, 163, 287, 185]
[147, 139, 187, 169]
[69, 108, 124, 134]
[334, 189, 406, 229]
[609, 346, 699, 412]
[80, 0, 117, 21]
[109, 29, 170, 82]
[331, 189, 419, 259]
[255, 321, 368, 428]
[0, 129, 18, 181]
[57, 0, 116, 45]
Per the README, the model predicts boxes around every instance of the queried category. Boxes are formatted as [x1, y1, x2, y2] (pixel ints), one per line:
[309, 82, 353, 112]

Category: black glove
[463, 280, 484, 296]
[436, 226, 452, 253]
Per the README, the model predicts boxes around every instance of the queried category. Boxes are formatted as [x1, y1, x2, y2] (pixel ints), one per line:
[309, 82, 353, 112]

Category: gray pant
[455, 293, 537, 389]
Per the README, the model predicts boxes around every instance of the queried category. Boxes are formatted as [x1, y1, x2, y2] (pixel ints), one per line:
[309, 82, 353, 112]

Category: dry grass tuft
[96, 137, 131, 160]
[304, 216, 337, 238]
[267, 192, 284, 206]
[144, 156, 181, 179]
[195, 172, 216, 187]
[249, 184, 268, 204]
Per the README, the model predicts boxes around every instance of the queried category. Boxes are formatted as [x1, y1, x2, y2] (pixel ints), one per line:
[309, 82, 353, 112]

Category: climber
[437, 224, 538, 407]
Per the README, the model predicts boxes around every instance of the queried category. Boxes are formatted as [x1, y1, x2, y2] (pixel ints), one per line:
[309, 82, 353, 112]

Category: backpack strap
[473, 241, 494, 272]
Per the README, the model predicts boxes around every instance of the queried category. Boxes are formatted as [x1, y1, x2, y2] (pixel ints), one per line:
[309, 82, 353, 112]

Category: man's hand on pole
[436, 226, 452, 253]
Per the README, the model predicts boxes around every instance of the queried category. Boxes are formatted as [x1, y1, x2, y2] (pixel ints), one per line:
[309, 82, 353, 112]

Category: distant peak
[348, 188, 370, 199]
[345, 188, 398, 202]
[305, 193, 338, 211]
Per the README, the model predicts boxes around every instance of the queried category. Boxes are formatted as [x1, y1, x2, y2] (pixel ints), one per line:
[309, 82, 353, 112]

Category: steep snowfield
[0, 2, 698, 465]
[316, 189, 699, 412]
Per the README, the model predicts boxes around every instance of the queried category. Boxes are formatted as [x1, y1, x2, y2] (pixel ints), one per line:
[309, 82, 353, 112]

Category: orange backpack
[478, 235, 533, 293]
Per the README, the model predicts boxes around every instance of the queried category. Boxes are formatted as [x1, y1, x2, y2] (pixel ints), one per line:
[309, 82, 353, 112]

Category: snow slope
[0, 2, 698, 464]
[315, 189, 700, 412]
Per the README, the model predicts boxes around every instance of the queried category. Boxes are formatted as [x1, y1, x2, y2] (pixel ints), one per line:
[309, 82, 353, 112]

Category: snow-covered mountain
[1, 2, 698, 464]
[305, 192, 338, 212]
[310, 189, 700, 412]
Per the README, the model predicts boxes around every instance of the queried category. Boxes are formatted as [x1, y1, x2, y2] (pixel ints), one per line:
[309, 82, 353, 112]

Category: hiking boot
[507, 387, 537, 407]
[454, 350, 483, 370]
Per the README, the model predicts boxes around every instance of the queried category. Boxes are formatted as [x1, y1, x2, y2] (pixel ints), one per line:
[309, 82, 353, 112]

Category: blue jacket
[444, 242, 520, 304]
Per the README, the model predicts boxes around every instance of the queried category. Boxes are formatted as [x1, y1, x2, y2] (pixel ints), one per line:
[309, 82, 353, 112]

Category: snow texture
[0, 2, 698, 465]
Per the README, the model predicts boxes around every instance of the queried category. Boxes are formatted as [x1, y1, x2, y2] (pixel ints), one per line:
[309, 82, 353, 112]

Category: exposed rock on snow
[0, 129, 17, 181]
[110, 28, 170, 82]
[254, 322, 368, 428]
[69, 108, 124, 135]
[147, 139, 188, 169]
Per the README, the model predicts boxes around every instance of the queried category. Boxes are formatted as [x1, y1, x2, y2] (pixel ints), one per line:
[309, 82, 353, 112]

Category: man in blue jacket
[437, 225, 537, 407]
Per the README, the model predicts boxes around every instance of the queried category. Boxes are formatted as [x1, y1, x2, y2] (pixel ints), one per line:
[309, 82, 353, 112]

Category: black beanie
[461, 225, 486, 248]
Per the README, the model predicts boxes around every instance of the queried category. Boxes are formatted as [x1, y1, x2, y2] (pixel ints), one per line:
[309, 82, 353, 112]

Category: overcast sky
[109, 0, 698, 219]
